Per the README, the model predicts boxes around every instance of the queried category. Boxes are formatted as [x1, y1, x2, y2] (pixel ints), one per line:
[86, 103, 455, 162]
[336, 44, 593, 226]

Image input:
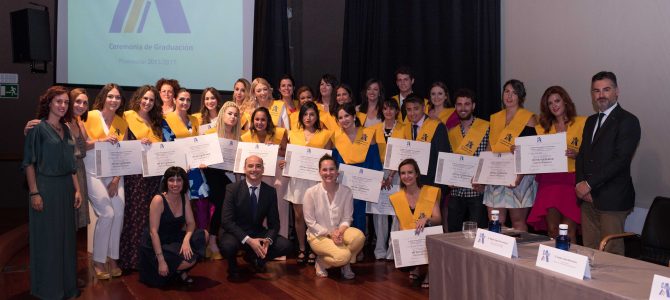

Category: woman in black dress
[139, 166, 205, 287]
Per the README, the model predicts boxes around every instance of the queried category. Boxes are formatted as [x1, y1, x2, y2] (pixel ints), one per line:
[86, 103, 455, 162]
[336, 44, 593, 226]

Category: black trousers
[218, 232, 293, 274]
[447, 194, 488, 232]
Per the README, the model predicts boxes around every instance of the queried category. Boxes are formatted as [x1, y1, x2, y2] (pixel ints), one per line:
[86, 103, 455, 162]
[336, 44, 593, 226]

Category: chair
[599, 196, 670, 266]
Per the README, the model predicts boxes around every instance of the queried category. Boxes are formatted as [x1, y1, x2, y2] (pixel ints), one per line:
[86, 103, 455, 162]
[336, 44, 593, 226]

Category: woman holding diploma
[24, 86, 82, 299]
[118, 85, 164, 271]
[203, 101, 242, 260]
[193, 87, 223, 128]
[527, 86, 585, 241]
[161, 89, 211, 234]
[285, 101, 333, 264]
[83, 83, 128, 279]
[389, 159, 441, 289]
[427, 82, 459, 129]
[303, 155, 365, 279]
[483, 79, 537, 231]
[233, 78, 254, 131]
[139, 166, 205, 287]
[241, 107, 291, 243]
[331, 102, 383, 247]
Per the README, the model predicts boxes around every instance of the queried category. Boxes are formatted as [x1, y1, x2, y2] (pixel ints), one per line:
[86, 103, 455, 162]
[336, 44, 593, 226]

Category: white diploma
[210, 138, 238, 171]
[198, 122, 215, 135]
[366, 184, 398, 215]
[141, 141, 188, 177]
[391, 226, 444, 268]
[435, 152, 480, 188]
[233, 142, 279, 176]
[515, 132, 568, 174]
[94, 140, 143, 177]
[383, 137, 430, 175]
[472, 151, 516, 186]
[338, 164, 384, 203]
[177, 134, 224, 167]
[282, 144, 332, 181]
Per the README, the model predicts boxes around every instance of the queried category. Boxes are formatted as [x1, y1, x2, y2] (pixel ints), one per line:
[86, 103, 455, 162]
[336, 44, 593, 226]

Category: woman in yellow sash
[251, 77, 290, 129]
[315, 73, 338, 114]
[193, 87, 223, 127]
[232, 78, 254, 131]
[482, 79, 538, 231]
[289, 86, 318, 129]
[356, 78, 384, 127]
[241, 107, 291, 246]
[389, 159, 441, 289]
[155, 78, 180, 115]
[285, 101, 333, 264]
[331, 102, 383, 260]
[427, 82, 459, 129]
[204, 101, 243, 260]
[527, 86, 585, 242]
[83, 83, 128, 279]
[277, 75, 299, 119]
[118, 85, 164, 271]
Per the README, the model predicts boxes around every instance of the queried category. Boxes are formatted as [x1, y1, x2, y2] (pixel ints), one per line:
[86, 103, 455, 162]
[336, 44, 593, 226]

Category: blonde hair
[250, 77, 273, 108]
[215, 101, 242, 140]
[234, 78, 255, 116]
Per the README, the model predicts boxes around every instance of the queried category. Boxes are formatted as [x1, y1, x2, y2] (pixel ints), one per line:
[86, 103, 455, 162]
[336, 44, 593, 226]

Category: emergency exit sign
[0, 84, 19, 98]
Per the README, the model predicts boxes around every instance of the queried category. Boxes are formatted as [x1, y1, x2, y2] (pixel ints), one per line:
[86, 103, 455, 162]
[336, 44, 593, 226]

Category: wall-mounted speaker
[10, 8, 52, 63]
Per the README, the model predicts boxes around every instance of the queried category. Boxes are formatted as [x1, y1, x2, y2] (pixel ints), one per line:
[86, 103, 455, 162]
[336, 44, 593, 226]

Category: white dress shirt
[303, 183, 354, 237]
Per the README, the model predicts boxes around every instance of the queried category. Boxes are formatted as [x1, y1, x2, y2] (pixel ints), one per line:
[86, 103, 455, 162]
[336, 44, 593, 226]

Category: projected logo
[109, 0, 190, 33]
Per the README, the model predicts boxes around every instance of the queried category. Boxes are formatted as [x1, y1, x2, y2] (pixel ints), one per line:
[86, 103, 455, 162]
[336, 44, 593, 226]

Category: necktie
[594, 112, 605, 139]
[250, 186, 258, 218]
[412, 124, 419, 140]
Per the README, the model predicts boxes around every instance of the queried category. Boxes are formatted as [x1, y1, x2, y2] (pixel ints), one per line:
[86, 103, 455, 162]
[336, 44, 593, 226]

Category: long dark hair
[69, 88, 88, 122]
[336, 102, 361, 128]
[250, 106, 276, 137]
[359, 78, 384, 120]
[298, 101, 322, 131]
[398, 158, 423, 189]
[538, 86, 577, 133]
[92, 83, 125, 116]
[316, 73, 338, 105]
[199, 87, 223, 124]
[130, 85, 163, 138]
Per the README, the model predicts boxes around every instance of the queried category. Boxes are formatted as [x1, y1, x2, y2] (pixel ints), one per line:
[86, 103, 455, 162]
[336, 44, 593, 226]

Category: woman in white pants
[83, 83, 128, 279]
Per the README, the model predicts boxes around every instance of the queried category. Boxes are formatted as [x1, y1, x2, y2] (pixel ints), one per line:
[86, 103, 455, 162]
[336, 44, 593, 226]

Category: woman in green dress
[23, 86, 83, 299]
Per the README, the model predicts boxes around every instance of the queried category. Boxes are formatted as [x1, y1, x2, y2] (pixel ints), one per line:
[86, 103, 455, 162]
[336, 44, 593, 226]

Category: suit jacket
[576, 104, 640, 211]
[221, 180, 280, 243]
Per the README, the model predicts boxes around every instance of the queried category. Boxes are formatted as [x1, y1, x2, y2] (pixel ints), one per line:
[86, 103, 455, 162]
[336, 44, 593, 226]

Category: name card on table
[472, 228, 518, 258]
[649, 274, 670, 300]
[535, 244, 591, 280]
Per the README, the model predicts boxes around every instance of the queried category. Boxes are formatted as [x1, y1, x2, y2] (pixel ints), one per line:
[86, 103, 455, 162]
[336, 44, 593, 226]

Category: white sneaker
[315, 257, 328, 278]
[340, 263, 355, 279]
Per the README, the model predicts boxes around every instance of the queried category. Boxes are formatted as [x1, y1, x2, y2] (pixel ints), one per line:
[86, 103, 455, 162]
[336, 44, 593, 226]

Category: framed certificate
[515, 132, 568, 174]
[472, 151, 516, 186]
[177, 134, 224, 167]
[282, 144, 332, 181]
[210, 138, 238, 171]
[233, 142, 279, 176]
[94, 140, 143, 177]
[390, 226, 444, 268]
[383, 137, 430, 174]
[141, 141, 188, 177]
[435, 152, 481, 188]
[338, 164, 384, 203]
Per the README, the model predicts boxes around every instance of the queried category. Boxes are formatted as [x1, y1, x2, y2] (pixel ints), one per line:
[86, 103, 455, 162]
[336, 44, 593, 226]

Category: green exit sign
[0, 84, 19, 98]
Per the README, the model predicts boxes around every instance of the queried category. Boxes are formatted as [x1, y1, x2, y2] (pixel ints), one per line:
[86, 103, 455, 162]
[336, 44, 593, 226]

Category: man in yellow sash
[446, 89, 490, 232]
[403, 94, 451, 230]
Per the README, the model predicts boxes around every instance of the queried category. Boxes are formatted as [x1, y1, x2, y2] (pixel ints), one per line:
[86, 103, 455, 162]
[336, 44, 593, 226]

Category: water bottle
[488, 210, 501, 233]
[555, 224, 571, 251]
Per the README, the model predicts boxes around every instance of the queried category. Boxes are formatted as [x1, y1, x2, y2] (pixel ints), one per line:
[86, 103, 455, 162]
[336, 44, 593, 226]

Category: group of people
[23, 68, 639, 298]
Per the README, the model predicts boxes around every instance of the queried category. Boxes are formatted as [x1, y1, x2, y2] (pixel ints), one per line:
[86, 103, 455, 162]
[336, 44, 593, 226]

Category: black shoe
[252, 258, 267, 273]
[177, 271, 194, 285]
[227, 272, 242, 282]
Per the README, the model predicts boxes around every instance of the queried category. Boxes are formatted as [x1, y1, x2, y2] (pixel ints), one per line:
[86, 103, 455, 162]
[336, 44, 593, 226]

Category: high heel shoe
[93, 263, 111, 280]
[297, 250, 306, 264]
[307, 252, 316, 265]
[110, 268, 123, 277]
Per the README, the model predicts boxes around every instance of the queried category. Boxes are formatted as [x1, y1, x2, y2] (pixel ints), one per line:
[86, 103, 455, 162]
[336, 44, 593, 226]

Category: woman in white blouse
[303, 155, 365, 279]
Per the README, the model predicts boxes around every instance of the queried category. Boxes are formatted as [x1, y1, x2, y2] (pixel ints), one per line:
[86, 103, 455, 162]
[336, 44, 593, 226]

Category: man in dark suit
[575, 71, 641, 255]
[219, 155, 292, 279]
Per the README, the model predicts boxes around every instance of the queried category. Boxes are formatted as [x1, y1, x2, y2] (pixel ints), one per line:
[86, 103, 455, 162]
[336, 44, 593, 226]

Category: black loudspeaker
[10, 8, 52, 63]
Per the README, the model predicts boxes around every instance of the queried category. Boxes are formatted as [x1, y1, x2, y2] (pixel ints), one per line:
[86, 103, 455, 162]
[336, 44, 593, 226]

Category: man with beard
[575, 71, 640, 255]
[446, 89, 491, 232]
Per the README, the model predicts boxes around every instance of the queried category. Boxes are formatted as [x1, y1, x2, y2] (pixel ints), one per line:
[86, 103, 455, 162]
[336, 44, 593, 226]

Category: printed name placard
[472, 228, 518, 258]
[649, 274, 670, 300]
[535, 244, 591, 280]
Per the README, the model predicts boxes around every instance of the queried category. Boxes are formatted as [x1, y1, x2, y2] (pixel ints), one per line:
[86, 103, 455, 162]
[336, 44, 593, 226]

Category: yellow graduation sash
[436, 108, 456, 124]
[534, 116, 586, 172]
[164, 112, 200, 138]
[84, 110, 128, 141]
[331, 127, 375, 164]
[123, 110, 161, 142]
[371, 122, 406, 163]
[269, 100, 285, 127]
[390, 185, 440, 230]
[288, 128, 332, 148]
[448, 118, 489, 156]
[402, 117, 440, 142]
[239, 112, 250, 131]
[241, 127, 286, 144]
[490, 108, 533, 153]
[289, 111, 299, 130]
[191, 112, 203, 125]
[321, 112, 340, 131]
[356, 112, 367, 126]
